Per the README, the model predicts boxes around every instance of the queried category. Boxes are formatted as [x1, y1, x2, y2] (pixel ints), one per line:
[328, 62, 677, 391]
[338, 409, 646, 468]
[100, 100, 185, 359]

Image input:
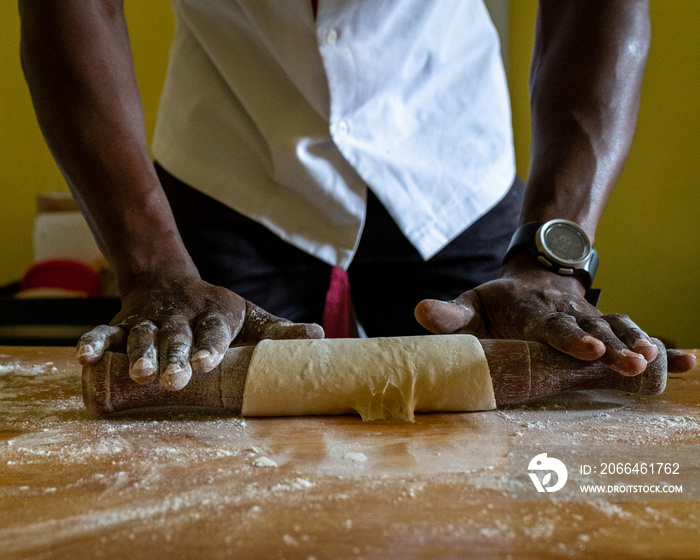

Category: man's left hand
[415, 255, 696, 375]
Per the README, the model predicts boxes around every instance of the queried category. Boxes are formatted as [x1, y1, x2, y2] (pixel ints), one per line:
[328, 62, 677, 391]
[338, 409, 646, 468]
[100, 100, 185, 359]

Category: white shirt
[152, 0, 515, 269]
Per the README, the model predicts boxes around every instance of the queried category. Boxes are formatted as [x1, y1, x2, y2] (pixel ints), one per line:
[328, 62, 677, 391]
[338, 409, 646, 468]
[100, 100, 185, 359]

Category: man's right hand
[75, 274, 323, 390]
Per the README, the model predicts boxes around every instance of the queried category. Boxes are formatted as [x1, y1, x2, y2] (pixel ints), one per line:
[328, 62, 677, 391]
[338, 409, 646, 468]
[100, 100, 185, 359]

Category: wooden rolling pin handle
[484, 338, 667, 405]
[82, 345, 253, 415]
[82, 338, 668, 415]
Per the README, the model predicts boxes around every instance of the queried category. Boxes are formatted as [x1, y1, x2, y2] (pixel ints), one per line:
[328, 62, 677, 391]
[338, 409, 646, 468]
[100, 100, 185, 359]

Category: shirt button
[325, 29, 339, 44]
[335, 121, 349, 136]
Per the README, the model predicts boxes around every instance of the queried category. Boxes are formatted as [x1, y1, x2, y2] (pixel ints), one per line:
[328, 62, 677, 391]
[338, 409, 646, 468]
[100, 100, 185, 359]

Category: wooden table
[1, 346, 699, 559]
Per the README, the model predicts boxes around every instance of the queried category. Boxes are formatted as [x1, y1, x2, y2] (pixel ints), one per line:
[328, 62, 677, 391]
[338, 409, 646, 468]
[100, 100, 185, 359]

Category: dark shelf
[0, 297, 121, 346]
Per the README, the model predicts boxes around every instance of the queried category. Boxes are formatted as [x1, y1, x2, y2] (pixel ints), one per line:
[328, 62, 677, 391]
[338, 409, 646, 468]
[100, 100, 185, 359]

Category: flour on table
[271, 478, 315, 492]
[252, 456, 278, 468]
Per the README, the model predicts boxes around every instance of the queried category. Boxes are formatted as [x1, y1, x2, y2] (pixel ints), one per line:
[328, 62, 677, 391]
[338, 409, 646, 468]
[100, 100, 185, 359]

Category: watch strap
[504, 222, 541, 264]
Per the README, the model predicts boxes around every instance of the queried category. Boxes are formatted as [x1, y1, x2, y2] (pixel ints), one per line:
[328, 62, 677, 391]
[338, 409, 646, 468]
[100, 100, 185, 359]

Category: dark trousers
[157, 163, 524, 337]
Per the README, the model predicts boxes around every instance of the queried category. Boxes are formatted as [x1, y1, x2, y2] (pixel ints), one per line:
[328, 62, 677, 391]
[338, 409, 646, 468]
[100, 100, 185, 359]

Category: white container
[32, 192, 105, 268]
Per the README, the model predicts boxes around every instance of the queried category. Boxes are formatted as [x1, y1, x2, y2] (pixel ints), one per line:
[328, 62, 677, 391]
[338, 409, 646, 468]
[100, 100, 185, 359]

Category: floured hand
[415, 255, 696, 376]
[76, 274, 323, 390]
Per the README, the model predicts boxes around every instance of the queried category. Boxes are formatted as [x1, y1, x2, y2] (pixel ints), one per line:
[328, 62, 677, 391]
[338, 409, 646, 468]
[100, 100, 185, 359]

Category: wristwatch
[504, 219, 599, 291]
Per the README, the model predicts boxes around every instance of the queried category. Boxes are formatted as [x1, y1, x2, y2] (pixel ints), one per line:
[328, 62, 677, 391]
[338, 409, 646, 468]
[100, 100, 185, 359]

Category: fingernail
[633, 339, 654, 348]
[76, 344, 94, 359]
[161, 363, 191, 391]
[304, 323, 325, 339]
[622, 349, 646, 361]
[132, 357, 156, 376]
[582, 336, 599, 345]
[191, 349, 211, 363]
[191, 349, 216, 372]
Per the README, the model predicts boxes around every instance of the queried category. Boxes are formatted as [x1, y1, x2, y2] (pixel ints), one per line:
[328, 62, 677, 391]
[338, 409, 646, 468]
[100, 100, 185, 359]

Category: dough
[241, 334, 494, 421]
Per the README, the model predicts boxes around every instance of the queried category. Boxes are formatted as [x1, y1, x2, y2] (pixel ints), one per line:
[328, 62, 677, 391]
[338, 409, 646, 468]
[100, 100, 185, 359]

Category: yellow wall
[510, 1, 700, 348]
[0, 2, 173, 285]
[3, 2, 699, 347]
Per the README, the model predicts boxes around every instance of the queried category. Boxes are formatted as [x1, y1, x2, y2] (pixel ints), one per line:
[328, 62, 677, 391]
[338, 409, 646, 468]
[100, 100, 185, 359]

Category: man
[18, 0, 695, 391]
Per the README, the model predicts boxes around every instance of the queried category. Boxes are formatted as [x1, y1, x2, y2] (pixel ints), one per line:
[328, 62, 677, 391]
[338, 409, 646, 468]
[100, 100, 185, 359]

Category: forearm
[415, 0, 690, 375]
[19, 0, 197, 294]
[523, 0, 650, 240]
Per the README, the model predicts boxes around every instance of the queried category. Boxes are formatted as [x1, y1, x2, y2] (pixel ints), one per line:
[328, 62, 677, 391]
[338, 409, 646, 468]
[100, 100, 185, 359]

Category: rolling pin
[82, 337, 667, 416]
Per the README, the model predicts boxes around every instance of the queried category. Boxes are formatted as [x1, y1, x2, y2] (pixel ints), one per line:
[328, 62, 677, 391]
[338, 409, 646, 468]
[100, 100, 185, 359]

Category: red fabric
[323, 267, 355, 338]
[20, 259, 100, 297]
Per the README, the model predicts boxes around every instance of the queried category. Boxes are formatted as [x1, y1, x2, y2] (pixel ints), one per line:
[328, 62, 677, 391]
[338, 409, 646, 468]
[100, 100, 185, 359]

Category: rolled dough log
[241, 335, 494, 421]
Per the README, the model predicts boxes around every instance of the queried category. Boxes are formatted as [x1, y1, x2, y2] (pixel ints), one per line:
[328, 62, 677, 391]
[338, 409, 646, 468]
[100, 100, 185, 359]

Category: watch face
[539, 221, 590, 265]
